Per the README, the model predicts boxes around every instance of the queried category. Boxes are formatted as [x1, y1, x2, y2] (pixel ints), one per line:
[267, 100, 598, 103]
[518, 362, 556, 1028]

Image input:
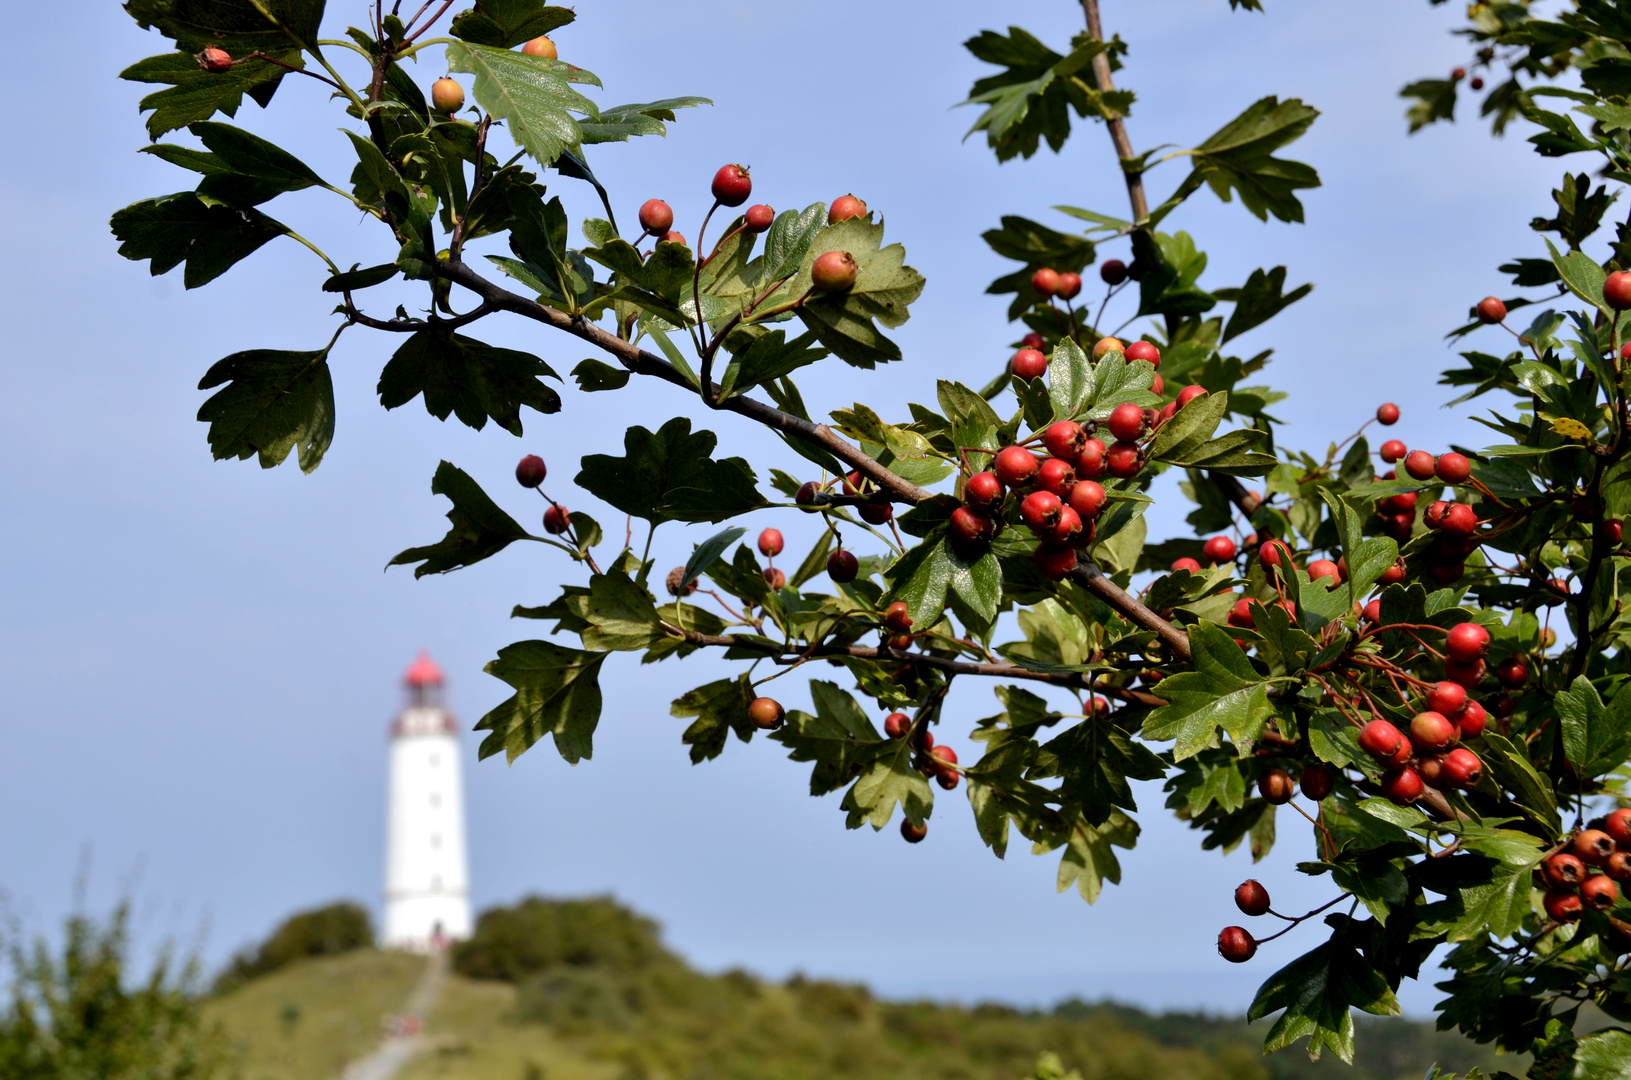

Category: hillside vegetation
[206, 895, 1521, 1080]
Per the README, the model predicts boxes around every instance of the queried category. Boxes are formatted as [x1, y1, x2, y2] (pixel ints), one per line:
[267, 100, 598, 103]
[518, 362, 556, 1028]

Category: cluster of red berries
[1218, 879, 1274, 962]
[1009, 333, 1172, 403]
[514, 454, 572, 534]
[1538, 812, 1631, 922]
[1571, 496, 1626, 547]
[1352, 623, 1496, 804]
[1030, 267, 1083, 302]
[758, 528, 786, 589]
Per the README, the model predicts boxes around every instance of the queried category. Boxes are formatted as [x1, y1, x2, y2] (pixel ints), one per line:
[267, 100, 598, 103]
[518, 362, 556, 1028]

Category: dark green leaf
[476, 640, 607, 763]
[445, 42, 600, 166]
[570, 358, 630, 392]
[121, 51, 292, 140]
[579, 96, 712, 144]
[196, 346, 334, 472]
[124, 0, 325, 52]
[322, 263, 399, 292]
[388, 461, 536, 577]
[110, 192, 288, 288]
[575, 418, 766, 525]
[671, 674, 755, 763]
[681, 527, 747, 593]
[451, 0, 575, 48]
[1247, 925, 1401, 1063]
[1186, 96, 1321, 224]
[794, 217, 926, 368]
[1221, 266, 1312, 343]
[377, 329, 561, 435]
[581, 571, 664, 652]
[1143, 622, 1271, 760]
[1558, 676, 1631, 778]
[770, 681, 883, 796]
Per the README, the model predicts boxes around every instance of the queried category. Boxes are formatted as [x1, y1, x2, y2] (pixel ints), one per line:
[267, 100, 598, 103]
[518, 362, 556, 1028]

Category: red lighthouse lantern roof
[404, 651, 444, 687]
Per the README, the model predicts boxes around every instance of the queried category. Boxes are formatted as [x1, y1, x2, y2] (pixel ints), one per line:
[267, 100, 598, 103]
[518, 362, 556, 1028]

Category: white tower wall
[383, 662, 472, 952]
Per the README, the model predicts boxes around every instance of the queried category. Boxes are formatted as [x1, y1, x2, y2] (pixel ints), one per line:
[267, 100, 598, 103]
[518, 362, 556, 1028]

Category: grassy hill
[206, 897, 1525, 1080]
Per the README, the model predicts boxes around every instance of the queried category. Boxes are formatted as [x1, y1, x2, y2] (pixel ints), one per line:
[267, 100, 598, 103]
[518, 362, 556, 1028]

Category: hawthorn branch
[1069, 562, 1193, 661]
[1079, 0, 1146, 221]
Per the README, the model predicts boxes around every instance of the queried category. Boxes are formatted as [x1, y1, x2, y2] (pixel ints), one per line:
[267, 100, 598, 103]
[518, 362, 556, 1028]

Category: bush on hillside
[212, 901, 372, 993]
[453, 896, 671, 983]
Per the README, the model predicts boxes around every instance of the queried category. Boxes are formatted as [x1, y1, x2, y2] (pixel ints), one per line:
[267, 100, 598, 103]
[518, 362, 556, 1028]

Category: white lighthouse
[382, 651, 472, 951]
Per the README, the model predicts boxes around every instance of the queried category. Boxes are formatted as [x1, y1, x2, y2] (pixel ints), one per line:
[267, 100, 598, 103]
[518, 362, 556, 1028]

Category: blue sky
[0, 0, 1565, 1018]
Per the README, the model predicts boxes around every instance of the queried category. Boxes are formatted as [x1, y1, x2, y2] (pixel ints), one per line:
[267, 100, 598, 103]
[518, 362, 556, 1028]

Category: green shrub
[453, 896, 671, 983]
[212, 900, 372, 993]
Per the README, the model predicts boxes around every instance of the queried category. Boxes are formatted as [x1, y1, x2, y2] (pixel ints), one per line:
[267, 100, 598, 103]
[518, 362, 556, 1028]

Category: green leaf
[1143, 622, 1271, 760]
[388, 461, 536, 577]
[884, 534, 1001, 629]
[121, 51, 292, 140]
[1547, 237, 1611, 315]
[682, 527, 747, 593]
[718, 329, 828, 398]
[965, 732, 1065, 858]
[1558, 676, 1631, 778]
[124, 0, 325, 52]
[575, 418, 766, 525]
[580, 571, 664, 652]
[770, 681, 883, 796]
[185, 121, 326, 202]
[110, 191, 288, 288]
[1035, 810, 1138, 904]
[1247, 926, 1401, 1063]
[1186, 97, 1322, 224]
[1221, 266, 1312, 343]
[1571, 1030, 1631, 1079]
[450, 0, 575, 48]
[579, 96, 713, 144]
[196, 346, 334, 472]
[1148, 387, 1227, 462]
[760, 202, 828, 284]
[570, 358, 630, 392]
[1040, 716, 1167, 827]
[843, 740, 934, 830]
[1047, 338, 1094, 420]
[476, 640, 608, 764]
[378, 329, 561, 435]
[1401, 78, 1457, 133]
[958, 28, 1133, 162]
[671, 674, 755, 764]
[445, 41, 601, 166]
[793, 217, 926, 368]
[981, 214, 1095, 318]
[1478, 732, 1560, 837]
[1414, 830, 1547, 943]
[322, 263, 399, 292]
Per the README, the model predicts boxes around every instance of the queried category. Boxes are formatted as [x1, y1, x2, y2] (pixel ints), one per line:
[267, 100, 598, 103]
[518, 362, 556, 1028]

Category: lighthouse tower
[382, 652, 472, 951]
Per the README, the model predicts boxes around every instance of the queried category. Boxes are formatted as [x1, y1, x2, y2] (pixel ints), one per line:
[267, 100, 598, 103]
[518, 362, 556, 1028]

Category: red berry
[1124, 341, 1161, 368]
[1099, 259, 1128, 285]
[1458, 699, 1487, 737]
[543, 505, 570, 534]
[1044, 506, 1083, 546]
[1544, 852, 1586, 888]
[795, 481, 822, 511]
[1574, 829, 1616, 865]
[1235, 880, 1271, 917]
[1380, 440, 1407, 463]
[1378, 490, 1417, 515]
[1308, 559, 1340, 587]
[763, 567, 786, 589]
[1021, 332, 1046, 349]
[1383, 513, 1415, 542]
[1610, 852, 1631, 882]
[1037, 457, 1077, 497]
[1494, 655, 1527, 689]
[900, 818, 927, 843]
[1451, 66, 1466, 79]
[1544, 889, 1584, 923]
[1091, 337, 1125, 360]
[1436, 452, 1473, 484]
[1177, 385, 1207, 408]
[883, 602, 913, 634]
[1056, 272, 1083, 300]
[1383, 767, 1424, 804]
[1606, 270, 1631, 310]
[638, 199, 674, 235]
[1410, 710, 1457, 752]
[1218, 926, 1257, 963]
[1606, 808, 1631, 847]
[1258, 769, 1295, 804]
[1226, 598, 1254, 629]
[1104, 442, 1141, 478]
[1583, 875, 1620, 911]
[744, 204, 775, 232]
[515, 454, 547, 487]
[1376, 403, 1401, 425]
[1426, 681, 1466, 716]
[1107, 402, 1146, 443]
[1441, 747, 1482, 789]
[711, 163, 752, 207]
[1301, 763, 1334, 801]
[1470, 76, 1485, 89]
[1403, 450, 1437, 481]
[1476, 296, 1506, 324]
[1203, 536, 1238, 565]
[884, 712, 911, 738]
[1440, 504, 1479, 536]
[1152, 375, 1167, 399]
[1171, 557, 1203, 574]
[812, 250, 859, 293]
[1362, 598, 1382, 623]
[1259, 540, 1291, 569]
[828, 549, 859, 583]
[1432, 563, 1465, 585]
[1031, 268, 1062, 297]
[1379, 559, 1407, 586]
[758, 528, 784, 557]
[1423, 501, 1449, 529]
[949, 506, 995, 545]
[658, 230, 687, 247]
[1020, 491, 1063, 532]
[1446, 622, 1491, 662]
[431, 76, 465, 113]
[828, 194, 868, 224]
[859, 501, 893, 525]
[1609, 519, 1624, 545]
[994, 446, 1041, 487]
[1034, 544, 1078, 580]
[929, 744, 959, 772]
[1068, 480, 1107, 520]
[1076, 438, 1107, 479]
[1010, 348, 1048, 380]
[198, 46, 234, 73]
[521, 35, 558, 58]
[1443, 657, 1486, 689]
[748, 696, 785, 729]
[1044, 421, 1086, 461]
[1359, 719, 1406, 760]
[963, 471, 1004, 511]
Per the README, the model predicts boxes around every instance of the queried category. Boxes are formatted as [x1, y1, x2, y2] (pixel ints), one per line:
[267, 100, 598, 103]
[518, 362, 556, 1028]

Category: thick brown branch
[1079, 0, 1147, 221]
[1069, 561, 1193, 661]
[1208, 470, 1263, 517]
